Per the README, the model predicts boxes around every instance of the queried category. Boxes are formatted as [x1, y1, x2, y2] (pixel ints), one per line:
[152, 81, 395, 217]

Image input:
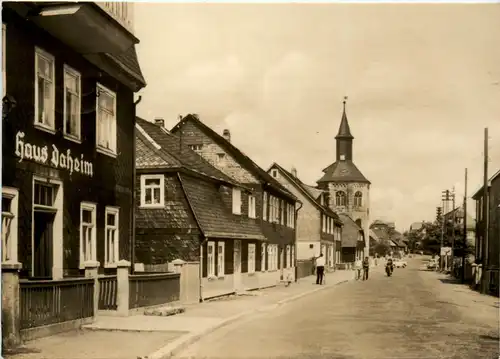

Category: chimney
[222, 129, 231, 142]
[154, 117, 165, 127]
[291, 167, 297, 178]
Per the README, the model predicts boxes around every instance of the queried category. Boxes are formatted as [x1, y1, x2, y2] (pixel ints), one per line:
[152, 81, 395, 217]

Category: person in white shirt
[354, 258, 363, 280]
[315, 253, 326, 285]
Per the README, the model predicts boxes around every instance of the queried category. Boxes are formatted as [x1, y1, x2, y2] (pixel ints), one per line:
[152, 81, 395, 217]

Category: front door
[233, 240, 242, 291]
[33, 211, 55, 279]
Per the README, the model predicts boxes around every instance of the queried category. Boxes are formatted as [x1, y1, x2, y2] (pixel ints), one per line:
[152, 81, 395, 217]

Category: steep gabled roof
[136, 117, 239, 186]
[268, 163, 341, 223]
[317, 160, 370, 184]
[179, 174, 265, 240]
[170, 114, 296, 202]
[339, 213, 364, 248]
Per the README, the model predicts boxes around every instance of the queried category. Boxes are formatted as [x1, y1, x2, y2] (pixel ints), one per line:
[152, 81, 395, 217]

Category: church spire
[335, 96, 354, 140]
[335, 96, 354, 161]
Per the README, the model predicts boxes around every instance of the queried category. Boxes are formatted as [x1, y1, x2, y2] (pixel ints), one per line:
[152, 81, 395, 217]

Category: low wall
[297, 260, 314, 279]
[202, 275, 235, 300]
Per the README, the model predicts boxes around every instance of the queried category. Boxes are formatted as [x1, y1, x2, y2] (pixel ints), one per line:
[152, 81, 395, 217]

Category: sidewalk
[4, 269, 363, 359]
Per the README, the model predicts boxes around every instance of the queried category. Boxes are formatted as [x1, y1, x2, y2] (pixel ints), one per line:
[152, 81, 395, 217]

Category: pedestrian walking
[354, 258, 362, 280]
[362, 256, 370, 281]
[315, 253, 325, 285]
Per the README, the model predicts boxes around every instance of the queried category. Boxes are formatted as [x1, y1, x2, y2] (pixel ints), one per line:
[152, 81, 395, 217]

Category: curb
[142, 277, 353, 359]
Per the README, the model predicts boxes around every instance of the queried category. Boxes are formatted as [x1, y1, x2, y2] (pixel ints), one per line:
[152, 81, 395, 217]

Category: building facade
[316, 100, 371, 257]
[338, 214, 365, 262]
[267, 163, 342, 270]
[1, 2, 146, 279]
[134, 117, 269, 300]
[170, 114, 298, 283]
[472, 169, 500, 295]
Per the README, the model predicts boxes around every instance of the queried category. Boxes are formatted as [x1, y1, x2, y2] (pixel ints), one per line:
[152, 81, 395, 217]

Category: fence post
[2, 262, 22, 349]
[84, 260, 100, 318]
[116, 260, 131, 316]
[172, 259, 186, 303]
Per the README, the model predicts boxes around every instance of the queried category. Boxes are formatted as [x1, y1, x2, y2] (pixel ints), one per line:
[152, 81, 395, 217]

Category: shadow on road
[479, 334, 500, 342]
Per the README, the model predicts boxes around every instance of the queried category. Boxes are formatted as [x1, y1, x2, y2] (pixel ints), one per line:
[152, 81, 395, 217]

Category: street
[176, 258, 500, 359]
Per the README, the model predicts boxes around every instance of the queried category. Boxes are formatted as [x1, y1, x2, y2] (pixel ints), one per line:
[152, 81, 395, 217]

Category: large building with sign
[2, 2, 146, 281]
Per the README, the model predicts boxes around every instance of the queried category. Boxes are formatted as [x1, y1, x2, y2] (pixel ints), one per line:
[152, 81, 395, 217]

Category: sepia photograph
[1, 1, 499, 358]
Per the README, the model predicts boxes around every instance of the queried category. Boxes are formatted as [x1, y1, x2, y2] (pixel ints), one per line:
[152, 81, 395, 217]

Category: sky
[134, 3, 500, 232]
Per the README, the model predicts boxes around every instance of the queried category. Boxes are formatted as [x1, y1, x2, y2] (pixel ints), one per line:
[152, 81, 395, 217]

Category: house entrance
[32, 181, 58, 279]
[233, 240, 242, 291]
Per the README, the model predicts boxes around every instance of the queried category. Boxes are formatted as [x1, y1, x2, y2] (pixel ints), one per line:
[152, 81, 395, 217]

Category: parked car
[394, 259, 407, 268]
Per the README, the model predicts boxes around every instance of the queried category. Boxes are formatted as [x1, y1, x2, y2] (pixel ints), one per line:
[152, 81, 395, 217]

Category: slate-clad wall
[135, 173, 201, 265]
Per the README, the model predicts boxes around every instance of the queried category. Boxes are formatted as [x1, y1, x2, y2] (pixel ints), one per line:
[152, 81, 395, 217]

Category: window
[2, 23, 6, 97]
[80, 203, 97, 267]
[105, 207, 119, 266]
[2, 187, 18, 263]
[280, 199, 285, 225]
[216, 153, 225, 162]
[291, 246, 295, 267]
[248, 195, 256, 219]
[263, 192, 268, 221]
[268, 244, 278, 271]
[63, 65, 81, 141]
[217, 241, 225, 277]
[188, 144, 203, 152]
[335, 191, 347, 206]
[286, 245, 291, 268]
[140, 175, 164, 208]
[207, 241, 215, 277]
[232, 188, 241, 215]
[322, 215, 326, 233]
[261, 243, 267, 271]
[271, 169, 278, 178]
[35, 47, 55, 132]
[248, 243, 256, 273]
[96, 83, 117, 155]
[354, 191, 363, 207]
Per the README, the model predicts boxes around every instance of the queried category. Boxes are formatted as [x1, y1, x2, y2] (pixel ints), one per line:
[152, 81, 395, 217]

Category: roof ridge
[172, 115, 296, 200]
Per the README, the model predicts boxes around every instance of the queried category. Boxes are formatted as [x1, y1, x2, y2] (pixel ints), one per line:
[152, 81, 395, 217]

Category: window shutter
[284, 246, 287, 268]
[202, 241, 208, 278]
[242, 241, 248, 273]
[277, 245, 281, 269]
[256, 242, 262, 271]
[225, 240, 234, 275]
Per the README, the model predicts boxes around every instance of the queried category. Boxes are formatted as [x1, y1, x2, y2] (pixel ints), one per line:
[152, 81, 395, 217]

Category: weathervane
[343, 95, 348, 111]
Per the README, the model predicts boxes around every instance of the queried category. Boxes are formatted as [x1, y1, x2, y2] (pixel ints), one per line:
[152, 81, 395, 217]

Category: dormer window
[271, 169, 278, 178]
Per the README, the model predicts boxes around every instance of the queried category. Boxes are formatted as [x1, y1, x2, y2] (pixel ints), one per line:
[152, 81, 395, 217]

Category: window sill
[104, 263, 118, 269]
[96, 146, 117, 158]
[232, 212, 241, 216]
[139, 204, 165, 209]
[217, 276, 225, 280]
[248, 272, 256, 276]
[34, 123, 56, 135]
[64, 134, 82, 144]
[268, 269, 278, 273]
[207, 275, 218, 281]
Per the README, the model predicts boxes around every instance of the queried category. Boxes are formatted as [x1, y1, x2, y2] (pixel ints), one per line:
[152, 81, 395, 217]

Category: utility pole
[441, 189, 451, 271]
[462, 168, 468, 283]
[451, 187, 456, 272]
[481, 128, 489, 293]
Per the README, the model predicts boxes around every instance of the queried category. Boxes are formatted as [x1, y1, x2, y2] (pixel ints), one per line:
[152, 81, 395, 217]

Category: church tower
[317, 98, 371, 257]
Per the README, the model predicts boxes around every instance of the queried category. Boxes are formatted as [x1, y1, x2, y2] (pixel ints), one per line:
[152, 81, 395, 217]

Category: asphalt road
[176, 258, 500, 359]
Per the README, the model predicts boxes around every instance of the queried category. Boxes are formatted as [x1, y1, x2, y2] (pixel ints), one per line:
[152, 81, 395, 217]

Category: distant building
[267, 163, 342, 273]
[316, 99, 371, 257]
[338, 214, 365, 262]
[442, 206, 476, 249]
[472, 169, 500, 296]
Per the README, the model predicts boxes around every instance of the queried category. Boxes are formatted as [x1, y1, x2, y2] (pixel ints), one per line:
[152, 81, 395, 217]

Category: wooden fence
[129, 272, 180, 309]
[20, 278, 94, 330]
[98, 275, 118, 310]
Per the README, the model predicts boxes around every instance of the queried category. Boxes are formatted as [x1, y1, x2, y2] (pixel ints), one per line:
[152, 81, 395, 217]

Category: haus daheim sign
[14, 131, 94, 177]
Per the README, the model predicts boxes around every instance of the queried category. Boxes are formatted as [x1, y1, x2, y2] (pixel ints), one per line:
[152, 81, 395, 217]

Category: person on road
[362, 257, 370, 281]
[354, 258, 362, 280]
[315, 253, 325, 285]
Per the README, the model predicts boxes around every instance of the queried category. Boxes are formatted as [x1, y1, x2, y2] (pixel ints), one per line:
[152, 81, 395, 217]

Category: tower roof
[335, 98, 354, 140]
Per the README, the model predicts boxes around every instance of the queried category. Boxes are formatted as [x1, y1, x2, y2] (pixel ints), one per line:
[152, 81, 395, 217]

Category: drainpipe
[130, 95, 142, 274]
[294, 201, 303, 282]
